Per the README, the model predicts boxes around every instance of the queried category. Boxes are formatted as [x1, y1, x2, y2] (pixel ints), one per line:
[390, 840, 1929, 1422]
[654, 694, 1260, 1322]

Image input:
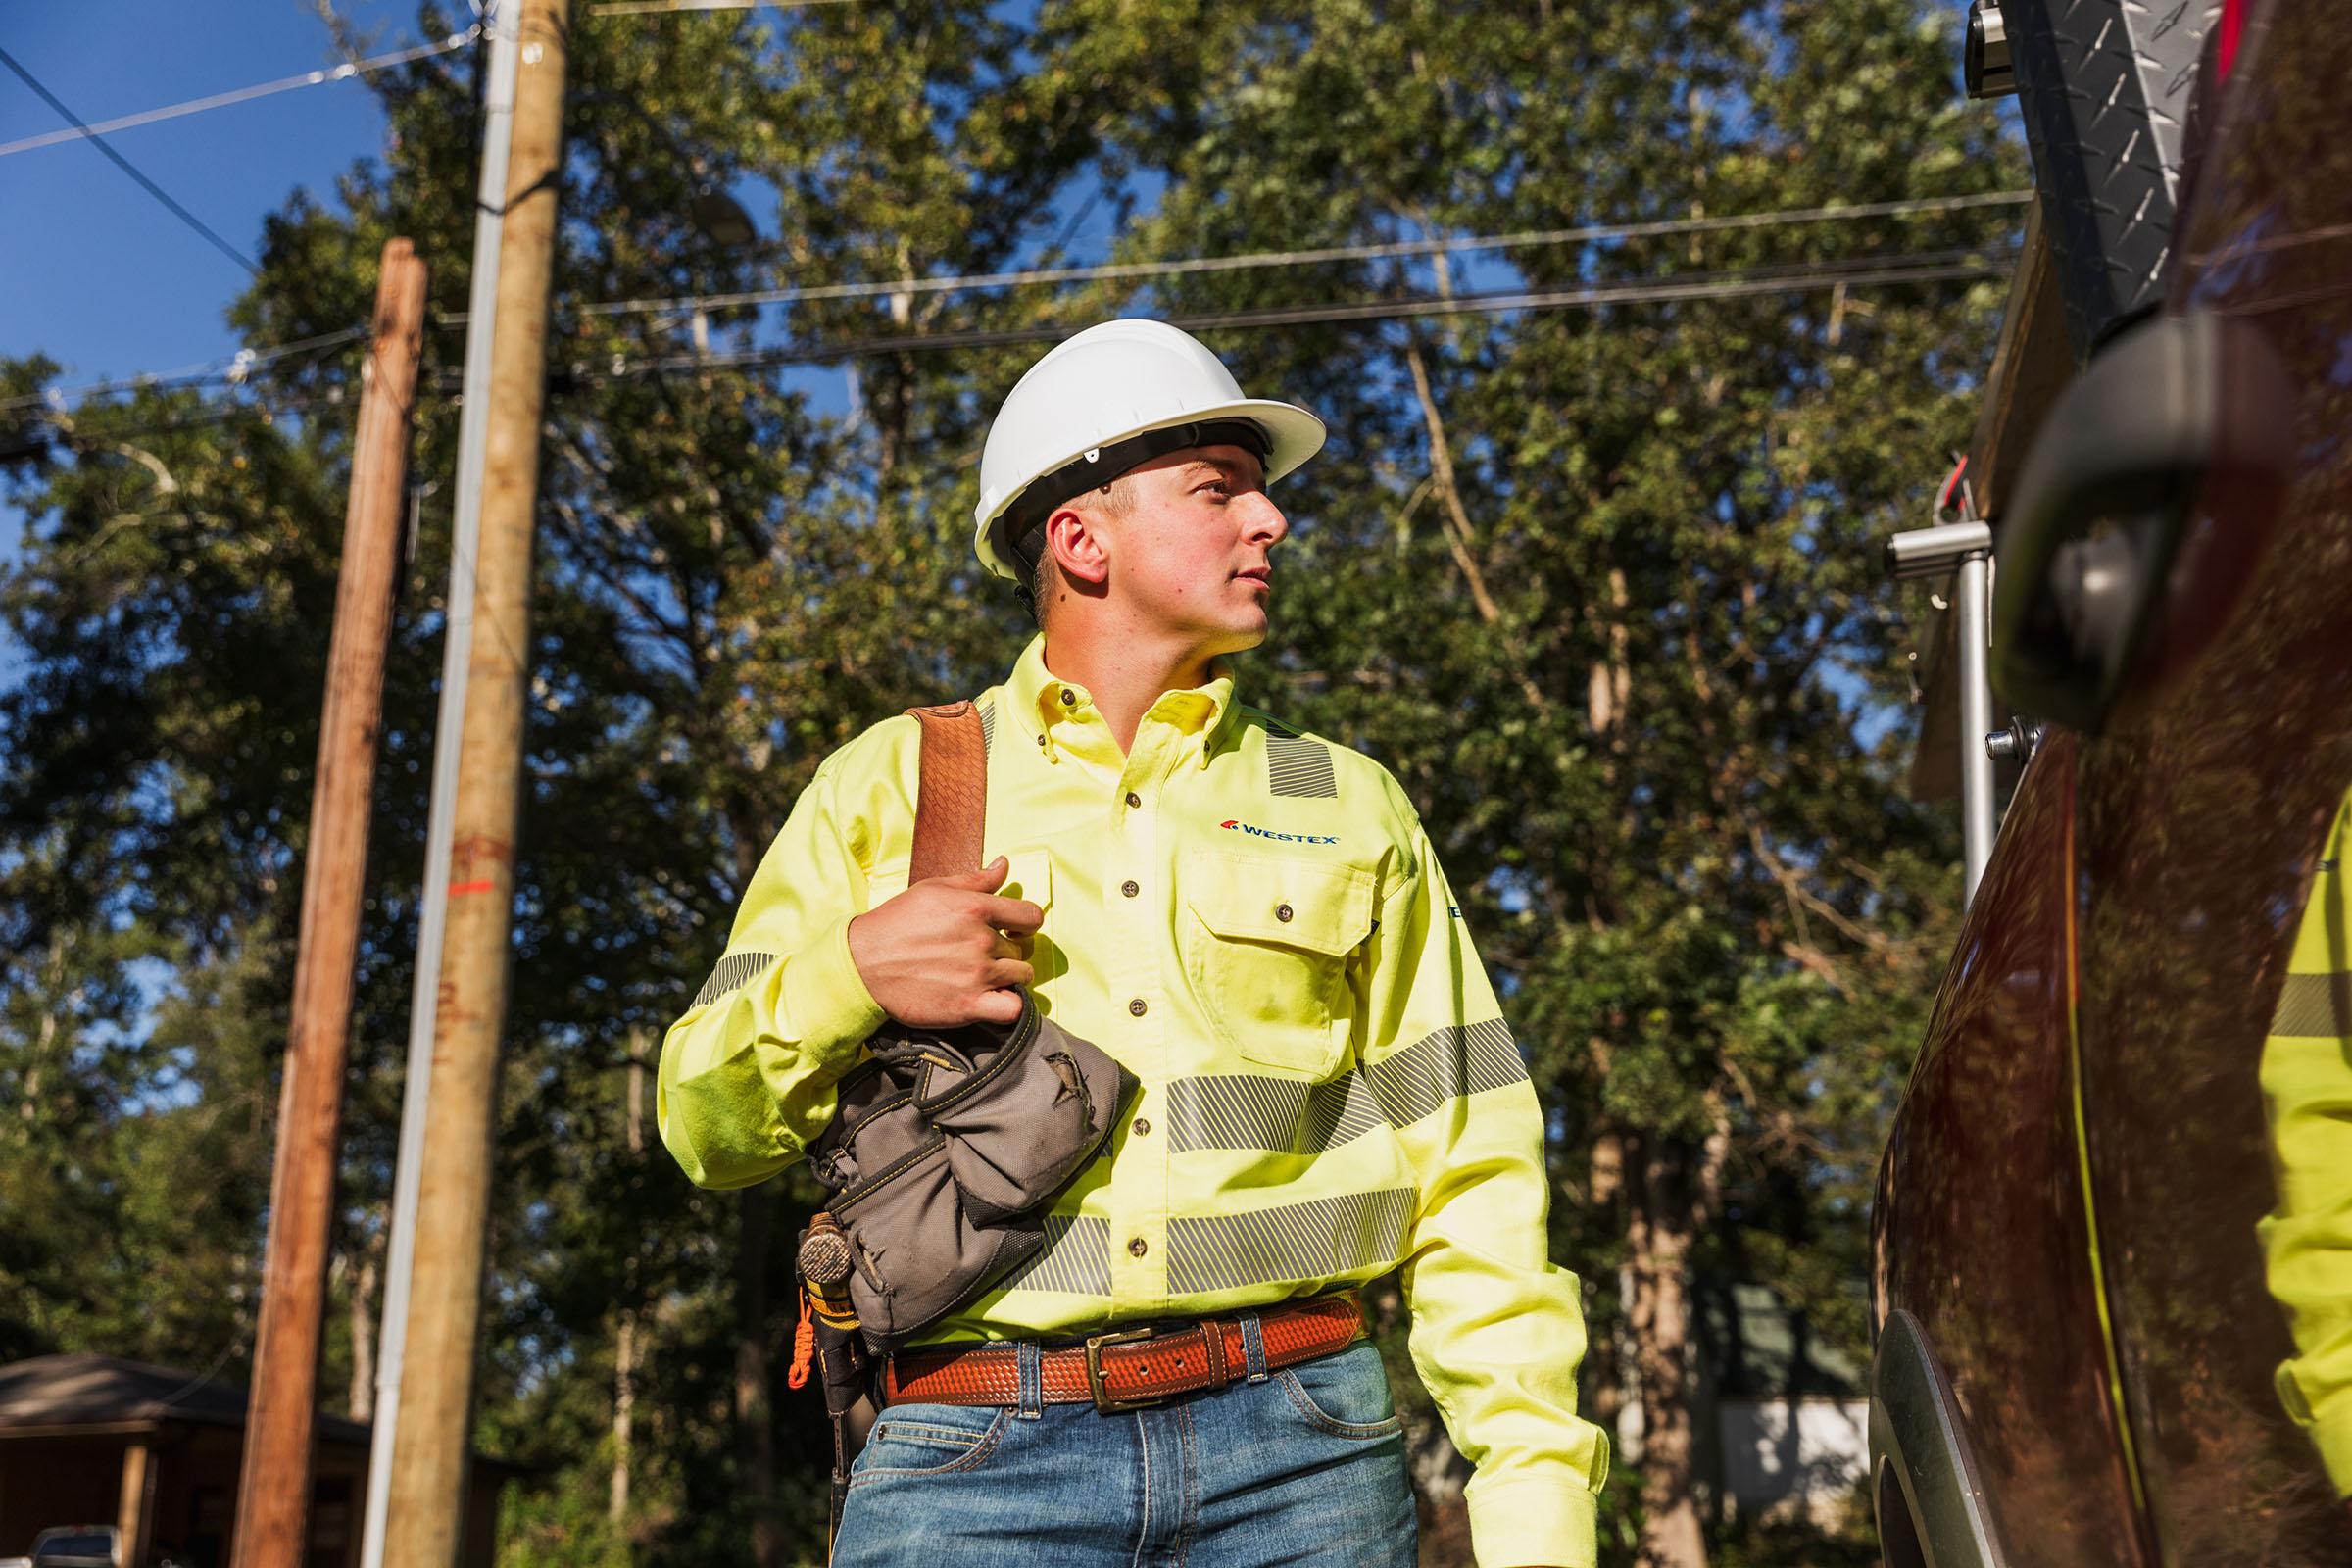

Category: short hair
[1029, 475, 1133, 627]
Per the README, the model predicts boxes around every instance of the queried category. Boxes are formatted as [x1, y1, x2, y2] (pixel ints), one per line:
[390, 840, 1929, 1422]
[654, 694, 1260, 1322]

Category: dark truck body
[1871, 0, 2352, 1562]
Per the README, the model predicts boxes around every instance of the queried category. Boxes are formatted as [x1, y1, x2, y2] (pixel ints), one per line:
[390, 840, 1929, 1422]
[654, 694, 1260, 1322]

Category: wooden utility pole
[380, 1, 569, 1561]
[231, 236, 429, 1568]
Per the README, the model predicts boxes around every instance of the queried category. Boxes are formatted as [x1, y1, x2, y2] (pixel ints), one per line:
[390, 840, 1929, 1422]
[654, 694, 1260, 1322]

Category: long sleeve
[1362, 798, 1609, 1568]
[2259, 796, 2352, 1496]
[657, 757, 888, 1190]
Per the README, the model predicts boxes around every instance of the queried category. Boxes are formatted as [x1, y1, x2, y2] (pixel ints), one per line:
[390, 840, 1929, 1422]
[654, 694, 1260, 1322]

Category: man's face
[1072, 442, 1288, 657]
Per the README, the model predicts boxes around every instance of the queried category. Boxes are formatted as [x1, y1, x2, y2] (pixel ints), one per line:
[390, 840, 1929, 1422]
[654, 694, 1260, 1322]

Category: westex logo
[1219, 819, 1339, 845]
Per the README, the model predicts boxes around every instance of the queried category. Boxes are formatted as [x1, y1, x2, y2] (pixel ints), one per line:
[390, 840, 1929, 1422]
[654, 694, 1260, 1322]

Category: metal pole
[231, 237, 429, 1568]
[381, 0, 569, 1558]
[358, 7, 519, 1564]
[1955, 550, 1996, 906]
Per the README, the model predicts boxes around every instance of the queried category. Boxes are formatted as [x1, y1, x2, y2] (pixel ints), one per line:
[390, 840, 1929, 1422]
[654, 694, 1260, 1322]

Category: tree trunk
[612, 1043, 645, 1528]
[348, 1243, 379, 1422]
[612, 1309, 638, 1526]
[719, 816, 778, 1568]
[20, 934, 68, 1135]
[1628, 1138, 1708, 1568]
[736, 1183, 781, 1568]
[1587, 1125, 1627, 1435]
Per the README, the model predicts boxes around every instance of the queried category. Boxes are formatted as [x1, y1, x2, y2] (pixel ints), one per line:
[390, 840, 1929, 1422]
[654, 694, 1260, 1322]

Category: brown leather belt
[880, 1292, 1363, 1415]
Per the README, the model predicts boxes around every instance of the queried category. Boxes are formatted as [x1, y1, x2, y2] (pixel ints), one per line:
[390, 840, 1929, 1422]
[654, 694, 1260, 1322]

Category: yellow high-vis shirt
[2260, 793, 2352, 1497]
[659, 633, 1609, 1567]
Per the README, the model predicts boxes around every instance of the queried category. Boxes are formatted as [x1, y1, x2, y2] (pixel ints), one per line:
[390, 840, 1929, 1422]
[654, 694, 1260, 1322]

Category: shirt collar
[1004, 633, 1240, 765]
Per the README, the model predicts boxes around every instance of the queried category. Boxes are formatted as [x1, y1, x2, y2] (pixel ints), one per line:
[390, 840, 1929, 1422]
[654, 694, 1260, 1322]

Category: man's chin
[1207, 616, 1269, 658]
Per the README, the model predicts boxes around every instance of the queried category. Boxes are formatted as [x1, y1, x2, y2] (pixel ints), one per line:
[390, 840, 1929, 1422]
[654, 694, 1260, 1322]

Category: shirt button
[1121, 880, 1140, 898]
[1125, 791, 1142, 808]
[1059, 690, 1076, 706]
[1128, 1237, 1149, 1258]
[1275, 903, 1295, 922]
[1128, 997, 1148, 1017]
[1132, 1117, 1151, 1137]
[1035, 733, 1047, 747]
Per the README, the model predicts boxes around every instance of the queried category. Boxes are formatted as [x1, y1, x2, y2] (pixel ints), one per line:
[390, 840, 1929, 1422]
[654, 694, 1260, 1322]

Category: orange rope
[787, 1284, 815, 1390]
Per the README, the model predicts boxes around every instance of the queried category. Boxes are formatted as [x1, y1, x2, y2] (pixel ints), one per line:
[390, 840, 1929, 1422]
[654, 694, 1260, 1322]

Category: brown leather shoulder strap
[905, 701, 987, 885]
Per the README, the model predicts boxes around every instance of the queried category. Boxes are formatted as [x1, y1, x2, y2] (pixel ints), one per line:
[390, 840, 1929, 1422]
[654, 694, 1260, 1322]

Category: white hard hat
[972, 318, 1327, 582]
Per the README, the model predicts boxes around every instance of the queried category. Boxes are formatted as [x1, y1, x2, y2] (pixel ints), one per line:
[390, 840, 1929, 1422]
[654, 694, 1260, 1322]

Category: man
[658, 318, 1607, 1566]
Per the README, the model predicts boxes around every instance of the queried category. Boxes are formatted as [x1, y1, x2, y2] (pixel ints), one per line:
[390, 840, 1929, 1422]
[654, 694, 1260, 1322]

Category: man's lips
[1235, 566, 1271, 587]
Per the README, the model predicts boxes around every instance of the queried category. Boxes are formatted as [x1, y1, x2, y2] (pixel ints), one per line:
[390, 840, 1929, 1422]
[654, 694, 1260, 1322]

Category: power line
[0, 44, 260, 274]
[8, 190, 2029, 414]
[0, 386, 357, 461]
[588, 0, 867, 15]
[510, 189, 2030, 323]
[0, 326, 373, 416]
[10, 250, 2001, 449]
[0, 26, 485, 160]
[553, 248, 2010, 387]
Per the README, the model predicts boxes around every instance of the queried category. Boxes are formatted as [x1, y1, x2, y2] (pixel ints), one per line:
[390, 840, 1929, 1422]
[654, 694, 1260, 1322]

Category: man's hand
[847, 855, 1041, 1028]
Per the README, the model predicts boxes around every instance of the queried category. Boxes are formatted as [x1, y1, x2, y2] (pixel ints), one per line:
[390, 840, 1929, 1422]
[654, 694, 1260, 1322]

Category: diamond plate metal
[2005, 0, 2220, 352]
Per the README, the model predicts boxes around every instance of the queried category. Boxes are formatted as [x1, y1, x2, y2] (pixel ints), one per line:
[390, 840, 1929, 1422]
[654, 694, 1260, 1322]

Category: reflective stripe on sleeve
[691, 950, 780, 1008]
[2271, 971, 2352, 1038]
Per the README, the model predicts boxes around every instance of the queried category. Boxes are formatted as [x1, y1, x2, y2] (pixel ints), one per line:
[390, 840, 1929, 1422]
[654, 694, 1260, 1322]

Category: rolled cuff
[1464, 1471, 1598, 1568]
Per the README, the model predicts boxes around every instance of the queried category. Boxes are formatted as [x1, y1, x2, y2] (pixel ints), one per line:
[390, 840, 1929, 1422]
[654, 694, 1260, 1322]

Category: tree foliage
[0, 2, 2019, 1562]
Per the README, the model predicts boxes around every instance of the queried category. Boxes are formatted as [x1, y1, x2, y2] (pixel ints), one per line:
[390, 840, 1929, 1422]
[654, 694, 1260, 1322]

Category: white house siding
[1716, 1396, 1871, 1525]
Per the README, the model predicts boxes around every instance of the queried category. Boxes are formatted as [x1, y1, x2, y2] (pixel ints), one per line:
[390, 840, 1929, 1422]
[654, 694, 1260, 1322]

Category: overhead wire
[0, 44, 261, 274]
[0, 326, 375, 416]
[587, 0, 869, 15]
[0, 25, 486, 160]
[6, 192, 2027, 416]
[8, 249, 2002, 454]
[564, 190, 2030, 321]
[552, 247, 2013, 387]
[1, 385, 361, 461]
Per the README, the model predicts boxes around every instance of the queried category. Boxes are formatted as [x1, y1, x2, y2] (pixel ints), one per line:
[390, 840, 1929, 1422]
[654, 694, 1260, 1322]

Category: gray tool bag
[791, 699, 1135, 1552]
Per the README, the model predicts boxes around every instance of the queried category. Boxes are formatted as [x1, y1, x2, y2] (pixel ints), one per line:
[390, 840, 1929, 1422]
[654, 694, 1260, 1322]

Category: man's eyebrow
[1179, 454, 1256, 480]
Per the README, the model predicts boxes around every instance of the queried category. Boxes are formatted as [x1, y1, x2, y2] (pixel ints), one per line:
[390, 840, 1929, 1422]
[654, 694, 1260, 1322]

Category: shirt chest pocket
[1181, 848, 1375, 1079]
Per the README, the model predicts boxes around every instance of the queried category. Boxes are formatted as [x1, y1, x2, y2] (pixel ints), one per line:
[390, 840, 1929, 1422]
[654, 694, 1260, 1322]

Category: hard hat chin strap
[995, 417, 1272, 592]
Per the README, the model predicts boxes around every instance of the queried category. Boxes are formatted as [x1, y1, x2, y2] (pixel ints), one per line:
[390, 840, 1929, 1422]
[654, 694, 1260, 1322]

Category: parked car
[1872, 0, 2352, 1563]
[24, 1530, 116, 1568]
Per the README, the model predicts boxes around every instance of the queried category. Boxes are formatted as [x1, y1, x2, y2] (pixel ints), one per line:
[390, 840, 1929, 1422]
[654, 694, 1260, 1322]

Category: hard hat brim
[973, 397, 1326, 581]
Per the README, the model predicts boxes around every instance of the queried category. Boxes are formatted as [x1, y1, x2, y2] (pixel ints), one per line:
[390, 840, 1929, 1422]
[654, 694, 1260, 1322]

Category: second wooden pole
[379, 0, 570, 1562]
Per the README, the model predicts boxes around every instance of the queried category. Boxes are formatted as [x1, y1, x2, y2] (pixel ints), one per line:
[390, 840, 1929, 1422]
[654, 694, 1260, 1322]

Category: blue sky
[3, 0, 434, 573]
[2, 0, 428, 386]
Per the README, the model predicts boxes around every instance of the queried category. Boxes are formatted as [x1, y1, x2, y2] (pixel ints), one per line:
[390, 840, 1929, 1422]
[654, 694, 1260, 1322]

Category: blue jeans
[830, 1336, 1419, 1566]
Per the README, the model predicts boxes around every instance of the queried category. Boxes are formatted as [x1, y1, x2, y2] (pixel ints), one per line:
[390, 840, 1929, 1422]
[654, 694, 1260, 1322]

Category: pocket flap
[1184, 848, 1374, 957]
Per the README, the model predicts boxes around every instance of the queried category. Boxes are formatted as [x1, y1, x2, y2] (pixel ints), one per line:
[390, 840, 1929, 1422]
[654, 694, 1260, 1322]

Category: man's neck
[1041, 631, 1219, 755]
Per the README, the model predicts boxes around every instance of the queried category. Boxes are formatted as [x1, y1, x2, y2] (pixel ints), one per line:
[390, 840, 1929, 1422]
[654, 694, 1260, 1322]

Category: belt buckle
[1084, 1327, 1161, 1414]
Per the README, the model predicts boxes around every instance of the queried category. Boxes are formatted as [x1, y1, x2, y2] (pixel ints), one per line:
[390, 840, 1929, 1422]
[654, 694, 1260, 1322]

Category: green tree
[0, 3, 2018, 1563]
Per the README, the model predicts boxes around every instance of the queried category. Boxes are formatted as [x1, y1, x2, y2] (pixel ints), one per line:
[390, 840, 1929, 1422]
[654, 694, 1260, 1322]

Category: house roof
[0, 1353, 372, 1446]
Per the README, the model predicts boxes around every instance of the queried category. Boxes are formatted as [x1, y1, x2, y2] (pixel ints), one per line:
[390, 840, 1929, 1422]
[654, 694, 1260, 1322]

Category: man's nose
[1245, 491, 1289, 546]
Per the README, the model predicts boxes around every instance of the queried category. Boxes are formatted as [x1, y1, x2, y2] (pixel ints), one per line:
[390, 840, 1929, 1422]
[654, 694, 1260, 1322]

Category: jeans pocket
[1277, 1341, 1402, 1440]
[850, 1404, 1008, 1483]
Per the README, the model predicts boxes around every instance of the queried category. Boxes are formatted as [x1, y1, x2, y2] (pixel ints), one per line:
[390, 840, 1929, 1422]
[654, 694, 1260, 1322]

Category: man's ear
[1045, 503, 1110, 589]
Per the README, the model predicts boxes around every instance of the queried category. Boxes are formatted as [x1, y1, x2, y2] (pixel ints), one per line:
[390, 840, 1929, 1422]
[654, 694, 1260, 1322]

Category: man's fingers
[984, 958, 1036, 991]
[969, 985, 1026, 1024]
[938, 856, 1009, 892]
[974, 894, 1045, 934]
